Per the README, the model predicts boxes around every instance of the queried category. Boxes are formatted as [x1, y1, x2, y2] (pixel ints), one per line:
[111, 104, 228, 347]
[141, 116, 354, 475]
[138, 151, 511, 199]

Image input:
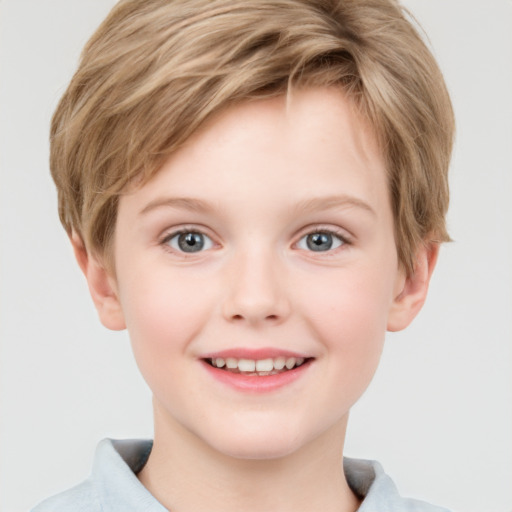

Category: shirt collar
[91, 438, 167, 511]
[91, 438, 420, 512]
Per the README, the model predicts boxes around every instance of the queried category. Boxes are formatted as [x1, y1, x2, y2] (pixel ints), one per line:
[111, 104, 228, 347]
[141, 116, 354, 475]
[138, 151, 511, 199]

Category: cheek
[117, 270, 213, 377]
[307, 265, 392, 331]
[299, 265, 393, 376]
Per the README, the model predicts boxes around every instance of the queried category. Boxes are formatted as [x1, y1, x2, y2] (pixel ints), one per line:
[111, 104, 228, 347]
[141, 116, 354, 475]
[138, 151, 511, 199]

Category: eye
[164, 231, 214, 253]
[297, 231, 345, 252]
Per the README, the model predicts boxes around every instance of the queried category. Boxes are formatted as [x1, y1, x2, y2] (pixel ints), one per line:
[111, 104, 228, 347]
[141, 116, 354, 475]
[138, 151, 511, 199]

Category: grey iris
[307, 232, 333, 251]
[178, 232, 204, 252]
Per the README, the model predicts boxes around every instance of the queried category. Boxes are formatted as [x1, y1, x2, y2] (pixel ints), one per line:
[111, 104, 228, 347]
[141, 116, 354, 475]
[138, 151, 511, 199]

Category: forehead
[120, 86, 388, 219]
[181, 87, 381, 175]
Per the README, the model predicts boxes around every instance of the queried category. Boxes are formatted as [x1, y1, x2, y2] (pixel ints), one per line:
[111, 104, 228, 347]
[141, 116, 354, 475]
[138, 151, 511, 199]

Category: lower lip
[201, 360, 312, 393]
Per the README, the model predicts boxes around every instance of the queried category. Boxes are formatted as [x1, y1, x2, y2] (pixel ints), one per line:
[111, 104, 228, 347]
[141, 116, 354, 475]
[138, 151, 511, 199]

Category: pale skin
[72, 87, 438, 512]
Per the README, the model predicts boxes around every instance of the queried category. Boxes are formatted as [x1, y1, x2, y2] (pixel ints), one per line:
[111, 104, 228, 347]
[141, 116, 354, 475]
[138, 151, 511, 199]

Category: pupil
[307, 232, 332, 251]
[178, 232, 204, 252]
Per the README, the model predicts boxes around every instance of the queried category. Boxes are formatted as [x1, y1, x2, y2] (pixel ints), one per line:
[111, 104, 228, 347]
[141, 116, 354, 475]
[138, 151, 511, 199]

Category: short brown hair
[50, 0, 454, 275]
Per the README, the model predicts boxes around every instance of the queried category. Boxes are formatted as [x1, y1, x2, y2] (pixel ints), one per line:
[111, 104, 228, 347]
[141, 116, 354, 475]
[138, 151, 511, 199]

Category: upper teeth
[211, 356, 305, 373]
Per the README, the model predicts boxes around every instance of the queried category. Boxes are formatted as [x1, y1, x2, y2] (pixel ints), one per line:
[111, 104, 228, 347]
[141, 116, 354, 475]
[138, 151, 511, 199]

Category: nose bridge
[222, 240, 290, 324]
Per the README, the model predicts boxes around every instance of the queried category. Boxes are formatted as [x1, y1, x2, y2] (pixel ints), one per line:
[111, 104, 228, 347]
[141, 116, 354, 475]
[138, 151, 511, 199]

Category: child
[33, 0, 454, 510]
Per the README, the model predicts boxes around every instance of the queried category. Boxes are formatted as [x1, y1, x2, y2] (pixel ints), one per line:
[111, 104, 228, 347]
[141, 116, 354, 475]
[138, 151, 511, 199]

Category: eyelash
[160, 227, 215, 255]
[295, 227, 351, 254]
[159, 226, 351, 255]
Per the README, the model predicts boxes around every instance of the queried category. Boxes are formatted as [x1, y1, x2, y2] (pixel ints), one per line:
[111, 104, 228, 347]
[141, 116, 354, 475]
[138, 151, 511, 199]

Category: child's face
[103, 87, 414, 459]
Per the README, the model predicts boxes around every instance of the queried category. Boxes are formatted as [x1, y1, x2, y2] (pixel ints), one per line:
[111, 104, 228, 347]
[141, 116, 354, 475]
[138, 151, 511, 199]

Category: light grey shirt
[32, 439, 451, 512]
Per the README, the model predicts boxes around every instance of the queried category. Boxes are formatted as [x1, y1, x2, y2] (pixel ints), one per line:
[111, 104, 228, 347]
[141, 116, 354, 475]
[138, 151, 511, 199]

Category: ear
[387, 242, 439, 332]
[70, 232, 126, 331]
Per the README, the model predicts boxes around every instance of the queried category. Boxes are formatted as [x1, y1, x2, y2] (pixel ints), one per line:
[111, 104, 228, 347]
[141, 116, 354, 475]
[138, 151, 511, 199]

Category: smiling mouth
[204, 356, 312, 376]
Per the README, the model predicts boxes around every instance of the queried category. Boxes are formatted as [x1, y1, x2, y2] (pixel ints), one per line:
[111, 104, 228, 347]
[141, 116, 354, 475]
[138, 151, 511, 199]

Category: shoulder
[30, 439, 162, 512]
[31, 479, 101, 512]
[344, 458, 452, 512]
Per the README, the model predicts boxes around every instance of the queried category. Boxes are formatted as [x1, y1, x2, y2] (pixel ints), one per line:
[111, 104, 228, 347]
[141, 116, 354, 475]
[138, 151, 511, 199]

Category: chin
[217, 441, 301, 461]
[202, 424, 307, 461]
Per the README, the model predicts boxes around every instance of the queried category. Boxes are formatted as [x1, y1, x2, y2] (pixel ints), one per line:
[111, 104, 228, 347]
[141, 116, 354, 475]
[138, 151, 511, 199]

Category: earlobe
[70, 232, 126, 331]
[387, 242, 439, 332]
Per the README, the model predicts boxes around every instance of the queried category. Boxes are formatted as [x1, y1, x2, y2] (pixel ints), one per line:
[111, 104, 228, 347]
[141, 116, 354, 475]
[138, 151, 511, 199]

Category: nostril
[230, 313, 279, 322]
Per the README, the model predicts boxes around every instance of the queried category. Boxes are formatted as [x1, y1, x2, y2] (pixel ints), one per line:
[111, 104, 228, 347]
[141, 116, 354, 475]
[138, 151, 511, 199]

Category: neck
[138, 407, 360, 512]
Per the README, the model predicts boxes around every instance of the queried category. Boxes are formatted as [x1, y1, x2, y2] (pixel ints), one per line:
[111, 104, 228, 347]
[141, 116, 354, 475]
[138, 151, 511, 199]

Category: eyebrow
[139, 197, 215, 216]
[139, 194, 376, 217]
[292, 195, 376, 217]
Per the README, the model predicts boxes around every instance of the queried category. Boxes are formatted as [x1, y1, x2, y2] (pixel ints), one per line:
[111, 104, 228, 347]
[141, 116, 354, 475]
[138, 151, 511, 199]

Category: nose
[222, 246, 291, 326]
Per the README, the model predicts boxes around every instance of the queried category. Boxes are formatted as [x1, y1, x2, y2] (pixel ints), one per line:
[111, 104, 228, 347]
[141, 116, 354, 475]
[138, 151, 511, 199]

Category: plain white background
[0, 1, 511, 511]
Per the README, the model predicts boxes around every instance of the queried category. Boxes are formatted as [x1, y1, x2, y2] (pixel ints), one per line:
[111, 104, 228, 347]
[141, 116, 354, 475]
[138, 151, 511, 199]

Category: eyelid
[296, 224, 352, 240]
[293, 225, 352, 251]
[157, 224, 351, 254]
[159, 222, 213, 239]
[159, 225, 218, 254]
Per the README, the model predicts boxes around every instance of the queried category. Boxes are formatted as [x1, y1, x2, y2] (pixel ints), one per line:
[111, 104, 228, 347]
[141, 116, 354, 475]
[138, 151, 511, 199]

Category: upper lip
[200, 348, 312, 360]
